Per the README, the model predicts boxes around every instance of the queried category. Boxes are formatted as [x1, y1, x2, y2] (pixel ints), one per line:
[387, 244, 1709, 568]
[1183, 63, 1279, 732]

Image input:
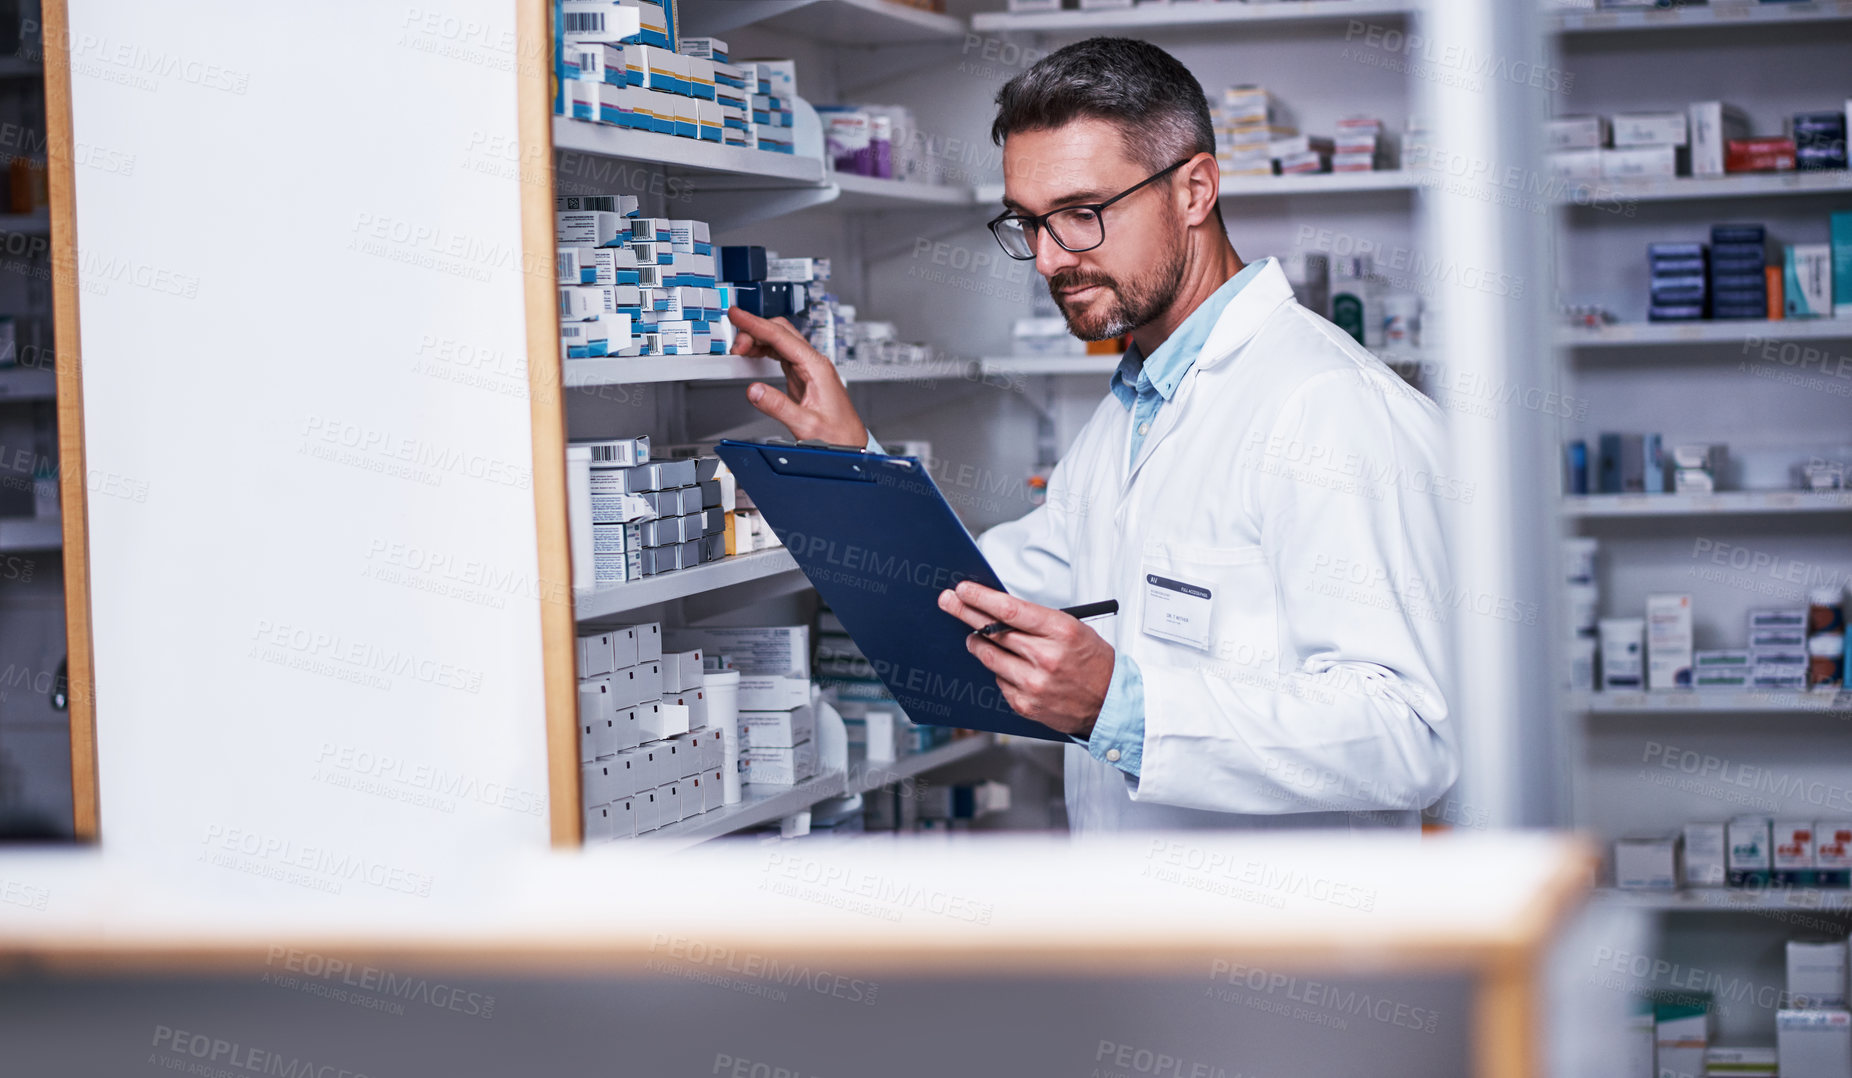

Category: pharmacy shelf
[979, 354, 1122, 377]
[575, 548, 802, 622]
[0, 517, 61, 552]
[837, 358, 976, 383]
[1559, 170, 1852, 205]
[0, 366, 55, 401]
[973, 170, 1419, 207]
[1555, 1, 1852, 34]
[1565, 490, 1852, 518]
[1593, 887, 1852, 912]
[828, 171, 975, 211]
[639, 734, 994, 849]
[553, 118, 824, 185]
[564, 355, 976, 387]
[846, 733, 993, 795]
[1560, 319, 1852, 348]
[682, 0, 966, 45]
[645, 769, 847, 850]
[972, 0, 1414, 33]
[563, 354, 784, 387]
[1574, 691, 1850, 716]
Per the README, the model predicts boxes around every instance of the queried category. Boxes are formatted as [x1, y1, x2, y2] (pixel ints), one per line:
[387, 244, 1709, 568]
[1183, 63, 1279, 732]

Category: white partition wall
[66, 1, 555, 874]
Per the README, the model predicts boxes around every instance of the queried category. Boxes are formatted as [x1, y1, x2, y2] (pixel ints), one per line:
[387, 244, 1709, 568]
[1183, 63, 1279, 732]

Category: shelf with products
[682, 0, 965, 45]
[1573, 690, 1850, 716]
[1565, 491, 1852, 518]
[554, 118, 824, 185]
[563, 355, 977, 388]
[574, 548, 806, 624]
[1560, 319, 1852, 348]
[621, 733, 994, 850]
[1554, 0, 1852, 35]
[1593, 886, 1852, 912]
[1556, 170, 1852, 205]
[971, 0, 1414, 34]
[827, 171, 976, 211]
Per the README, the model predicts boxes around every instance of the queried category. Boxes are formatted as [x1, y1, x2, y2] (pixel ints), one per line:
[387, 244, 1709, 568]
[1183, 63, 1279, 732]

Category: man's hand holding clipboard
[936, 582, 1118, 739]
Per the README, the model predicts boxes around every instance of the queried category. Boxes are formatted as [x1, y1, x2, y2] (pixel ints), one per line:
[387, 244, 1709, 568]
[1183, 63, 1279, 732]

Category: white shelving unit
[972, 0, 1414, 33]
[1576, 691, 1850, 716]
[1555, 0, 1852, 34]
[680, 0, 965, 45]
[553, 118, 825, 185]
[1561, 318, 1852, 348]
[1565, 491, 1852, 518]
[1594, 886, 1852, 912]
[635, 734, 994, 849]
[574, 549, 804, 622]
[979, 354, 1122, 378]
[1560, 170, 1852, 205]
[1551, 8, 1852, 1044]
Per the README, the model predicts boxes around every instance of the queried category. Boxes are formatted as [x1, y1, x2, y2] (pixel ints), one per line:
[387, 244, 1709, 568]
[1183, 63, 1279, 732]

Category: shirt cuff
[863, 431, 882, 454]
[1084, 653, 1145, 779]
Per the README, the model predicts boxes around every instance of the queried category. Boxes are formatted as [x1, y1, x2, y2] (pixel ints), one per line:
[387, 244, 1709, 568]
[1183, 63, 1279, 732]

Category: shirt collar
[1109, 258, 1270, 410]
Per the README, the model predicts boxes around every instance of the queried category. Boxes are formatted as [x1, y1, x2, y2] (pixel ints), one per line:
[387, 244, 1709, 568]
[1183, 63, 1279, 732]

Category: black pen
[976, 599, 1119, 638]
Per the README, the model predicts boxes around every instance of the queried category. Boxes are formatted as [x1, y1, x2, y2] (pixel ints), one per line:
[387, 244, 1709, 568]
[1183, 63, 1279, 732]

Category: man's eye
[1064, 208, 1099, 224]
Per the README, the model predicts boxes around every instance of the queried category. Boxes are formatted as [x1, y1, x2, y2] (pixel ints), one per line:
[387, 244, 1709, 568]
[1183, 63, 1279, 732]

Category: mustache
[1048, 271, 1116, 295]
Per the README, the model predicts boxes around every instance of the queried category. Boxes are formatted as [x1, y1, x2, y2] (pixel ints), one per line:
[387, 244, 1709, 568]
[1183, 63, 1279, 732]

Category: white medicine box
[1614, 835, 1680, 890]
[577, 631, 616, 677]
[1787, 941, 1849, 1008]
[636, 621, 662, 661]
[1779, 1010, 1852, 1078]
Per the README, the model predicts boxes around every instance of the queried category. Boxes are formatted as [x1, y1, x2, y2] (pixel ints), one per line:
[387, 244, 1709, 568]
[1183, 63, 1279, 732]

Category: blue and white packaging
[685, 56, 716, 101]
[562, 0, 644, 47]
[1786, 244, 1833, 319]
[680, 36, 728, 63]
[667, 219, 711, 255]
[556, 211, 629, 247]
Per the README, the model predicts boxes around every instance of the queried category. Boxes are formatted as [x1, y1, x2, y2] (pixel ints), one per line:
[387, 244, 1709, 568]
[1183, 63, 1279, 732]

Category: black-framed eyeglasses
[986, 158, 1192, 261]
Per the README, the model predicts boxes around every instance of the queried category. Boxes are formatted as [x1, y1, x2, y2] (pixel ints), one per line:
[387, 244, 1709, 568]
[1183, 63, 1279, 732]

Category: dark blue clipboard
[715, 439, 1063, 743]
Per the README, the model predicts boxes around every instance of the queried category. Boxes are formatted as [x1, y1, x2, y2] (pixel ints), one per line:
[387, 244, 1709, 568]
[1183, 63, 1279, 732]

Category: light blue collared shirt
[1086, 260, 1266, 779]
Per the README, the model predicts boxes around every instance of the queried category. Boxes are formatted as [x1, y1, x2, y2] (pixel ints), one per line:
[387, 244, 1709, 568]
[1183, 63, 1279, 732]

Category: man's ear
[1181, 153, 1220, 228]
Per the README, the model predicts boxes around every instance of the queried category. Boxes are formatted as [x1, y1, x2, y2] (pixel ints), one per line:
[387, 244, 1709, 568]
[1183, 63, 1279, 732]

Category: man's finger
[967, 633, 1037, 686]
[951, 581, 1058, 634]
[747, 382, 805, 430]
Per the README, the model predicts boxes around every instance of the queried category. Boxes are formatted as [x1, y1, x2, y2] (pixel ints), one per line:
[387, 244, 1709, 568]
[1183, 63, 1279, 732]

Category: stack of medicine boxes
[1647, 239, 1707, 322]
[580, 622, 728, 840]
[557, 194, 726, 358]
[1710, 223, 1768, 321]
[669, 625, 818, 787]
[716, 244, 827, 348]
[581, 437, 727, 582]
[560, 1, 794, 157]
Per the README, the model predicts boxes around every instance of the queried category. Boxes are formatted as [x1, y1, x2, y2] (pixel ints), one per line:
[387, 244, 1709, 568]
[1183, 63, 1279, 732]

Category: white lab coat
[977, 259, 1458, 834]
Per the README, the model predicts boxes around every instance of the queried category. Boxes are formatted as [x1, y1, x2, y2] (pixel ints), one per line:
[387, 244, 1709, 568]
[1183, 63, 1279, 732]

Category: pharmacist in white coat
[728, 38, 1458, 833]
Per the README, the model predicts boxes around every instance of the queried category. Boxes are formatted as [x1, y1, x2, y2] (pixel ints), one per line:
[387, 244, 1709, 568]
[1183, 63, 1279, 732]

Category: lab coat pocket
[1136, 542, 1279, 680]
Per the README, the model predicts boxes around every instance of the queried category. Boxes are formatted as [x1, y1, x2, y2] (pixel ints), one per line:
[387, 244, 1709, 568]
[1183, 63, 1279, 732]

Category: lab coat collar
[1194, 256, 1295, 373]
[1120, 258, 1295, 488]
[1110, 260, 1267, 409]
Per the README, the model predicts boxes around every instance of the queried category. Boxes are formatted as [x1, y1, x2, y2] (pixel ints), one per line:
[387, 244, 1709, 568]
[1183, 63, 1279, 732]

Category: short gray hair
[990, 37, 1216, 172]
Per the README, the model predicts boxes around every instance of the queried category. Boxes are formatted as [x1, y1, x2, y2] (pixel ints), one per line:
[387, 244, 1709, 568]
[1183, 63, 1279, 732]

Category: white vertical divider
[1418, 0, 1571, 829]
[68, 2, 553, 891]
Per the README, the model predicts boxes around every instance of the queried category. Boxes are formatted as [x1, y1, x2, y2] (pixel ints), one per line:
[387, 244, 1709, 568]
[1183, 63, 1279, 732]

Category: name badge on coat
[1142, 573, 1213, 650]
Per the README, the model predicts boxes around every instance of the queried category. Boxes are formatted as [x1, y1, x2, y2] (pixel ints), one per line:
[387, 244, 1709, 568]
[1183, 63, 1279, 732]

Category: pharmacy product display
[1563, 435, 1852, 496]
[1546, 99, 1851, 181]
[557, 196, 726, 358]
[718, 243, 936, 366]
[559, 3, 800, 155]
[565, 437, 737, 585]
[1598, 216, 1849, 325]
[1211, 85, 1393, 176]
[815, 605, 959, 759]
[1587, 589, 1844, 694]
[578, 621, 731, 840]
[666, 626, 818, 788]
[814, 104, 937, 182]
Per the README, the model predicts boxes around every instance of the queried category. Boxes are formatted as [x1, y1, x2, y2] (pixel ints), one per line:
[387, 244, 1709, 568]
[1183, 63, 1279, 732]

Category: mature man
[726, 38, 1457, 833]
